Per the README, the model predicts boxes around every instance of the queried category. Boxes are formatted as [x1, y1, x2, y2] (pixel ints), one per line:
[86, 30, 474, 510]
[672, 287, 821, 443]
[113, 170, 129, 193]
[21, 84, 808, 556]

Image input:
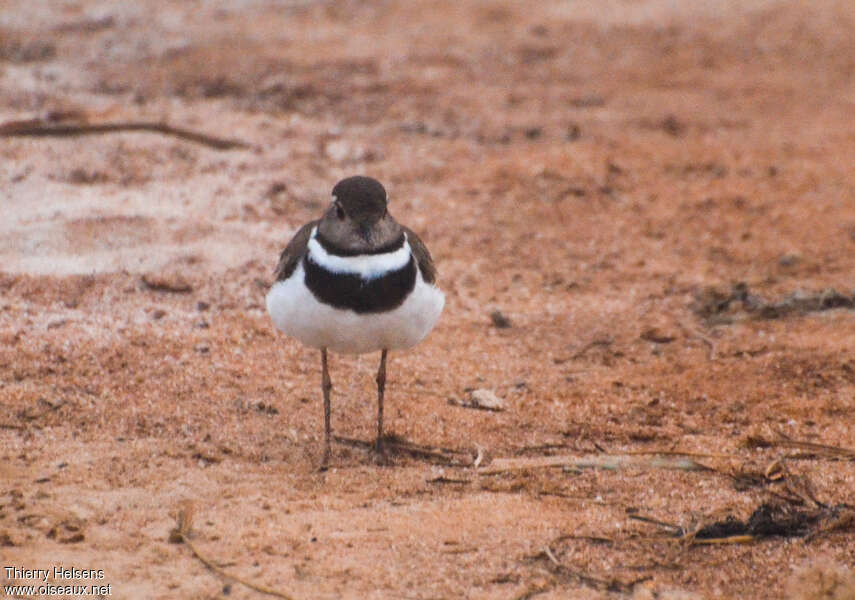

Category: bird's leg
[375, 349, 388, 456]
[320, 348, 332, 471]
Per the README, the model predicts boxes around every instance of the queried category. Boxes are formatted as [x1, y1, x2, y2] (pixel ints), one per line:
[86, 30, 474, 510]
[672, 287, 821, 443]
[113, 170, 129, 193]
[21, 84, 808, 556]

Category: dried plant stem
[179, 535, 297, 600]
[689, 535, 755, 545]
[480, 453, 711, 475]
[0, 119, 251, 150]
[622, 449, 736, 459]
[746, 435, 855, 459]
[171, 507, 297, 600]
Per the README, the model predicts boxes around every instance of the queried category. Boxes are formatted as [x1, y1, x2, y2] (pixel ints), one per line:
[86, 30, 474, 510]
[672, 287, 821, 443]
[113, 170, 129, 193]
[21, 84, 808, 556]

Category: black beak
[359, 224, 374, 243]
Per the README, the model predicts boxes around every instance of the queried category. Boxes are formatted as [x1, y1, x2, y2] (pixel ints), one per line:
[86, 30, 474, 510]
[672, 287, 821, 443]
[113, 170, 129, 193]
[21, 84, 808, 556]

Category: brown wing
[272, 220, 318, 282]
[403, 226, 437, 284]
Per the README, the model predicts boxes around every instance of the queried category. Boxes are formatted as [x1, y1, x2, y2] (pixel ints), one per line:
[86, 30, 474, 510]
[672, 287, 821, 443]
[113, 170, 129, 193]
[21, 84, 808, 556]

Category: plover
[266, 176, 445, 468]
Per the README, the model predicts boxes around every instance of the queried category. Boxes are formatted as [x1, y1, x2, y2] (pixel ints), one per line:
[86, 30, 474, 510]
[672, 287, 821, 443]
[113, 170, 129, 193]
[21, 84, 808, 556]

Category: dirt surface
[2, 1, 855, 598]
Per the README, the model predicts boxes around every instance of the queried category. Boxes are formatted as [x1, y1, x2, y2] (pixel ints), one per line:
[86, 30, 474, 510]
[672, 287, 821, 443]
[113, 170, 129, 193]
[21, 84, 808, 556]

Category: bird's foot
[318, 448, 331, 472]
[373, 438, 390, 466]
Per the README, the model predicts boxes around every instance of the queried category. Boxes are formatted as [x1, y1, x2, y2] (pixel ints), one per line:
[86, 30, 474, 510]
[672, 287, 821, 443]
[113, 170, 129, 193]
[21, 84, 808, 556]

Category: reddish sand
[2, 1, 854, 598]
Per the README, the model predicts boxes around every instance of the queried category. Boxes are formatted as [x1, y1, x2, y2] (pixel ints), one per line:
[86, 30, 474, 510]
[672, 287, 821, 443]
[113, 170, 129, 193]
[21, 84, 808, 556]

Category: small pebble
[448, 389, 506, 411]
[470, 389, 506, 410]
[778, 252, 802, 267]
[490, 310, 512, 328]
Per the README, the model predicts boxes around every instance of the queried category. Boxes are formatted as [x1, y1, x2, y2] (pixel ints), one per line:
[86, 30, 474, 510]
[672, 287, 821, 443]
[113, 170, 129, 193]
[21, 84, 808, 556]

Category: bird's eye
[335, 203, 345, 220]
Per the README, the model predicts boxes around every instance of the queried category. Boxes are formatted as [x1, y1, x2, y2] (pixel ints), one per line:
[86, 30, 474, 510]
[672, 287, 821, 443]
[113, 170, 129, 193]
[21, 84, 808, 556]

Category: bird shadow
[333, 433, 474, 467]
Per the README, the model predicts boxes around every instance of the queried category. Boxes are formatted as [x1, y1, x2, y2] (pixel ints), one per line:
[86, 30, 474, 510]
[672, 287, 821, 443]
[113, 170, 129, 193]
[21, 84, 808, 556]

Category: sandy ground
[2, 1, 855, 598]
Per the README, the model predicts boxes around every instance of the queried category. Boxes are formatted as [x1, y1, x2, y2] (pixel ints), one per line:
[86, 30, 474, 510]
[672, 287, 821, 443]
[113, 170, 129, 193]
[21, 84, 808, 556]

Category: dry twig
[541, 543, 647, 593]
[805, 509, 855, 542]
[571, 336, 614, 360]
[170, 505, 297, 600]
[744, 435, 855, 459]
[480, 453, 711, 475]
[622, 449, 736, 460]
[513, 584, 553, 600]
[690, 535, 755, 545]
[628, 514, 684, 536]
[0, 118, 252, 150]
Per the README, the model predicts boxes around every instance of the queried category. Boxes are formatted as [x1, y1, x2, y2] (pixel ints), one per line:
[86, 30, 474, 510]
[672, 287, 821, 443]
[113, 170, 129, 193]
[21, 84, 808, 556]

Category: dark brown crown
[332, 176, 387, 223]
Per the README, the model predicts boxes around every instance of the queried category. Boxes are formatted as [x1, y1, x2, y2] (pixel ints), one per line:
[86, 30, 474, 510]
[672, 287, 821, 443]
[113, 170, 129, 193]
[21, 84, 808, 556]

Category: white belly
[266, 262, 445, 354]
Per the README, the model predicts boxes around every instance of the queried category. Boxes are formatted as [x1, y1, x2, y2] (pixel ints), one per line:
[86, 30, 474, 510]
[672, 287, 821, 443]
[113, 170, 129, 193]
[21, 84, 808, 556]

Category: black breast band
[303, 254, 416, 314]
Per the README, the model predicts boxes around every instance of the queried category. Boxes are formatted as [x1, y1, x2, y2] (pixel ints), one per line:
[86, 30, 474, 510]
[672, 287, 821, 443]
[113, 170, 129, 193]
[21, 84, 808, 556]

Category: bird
[266, 175, 445, 469]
